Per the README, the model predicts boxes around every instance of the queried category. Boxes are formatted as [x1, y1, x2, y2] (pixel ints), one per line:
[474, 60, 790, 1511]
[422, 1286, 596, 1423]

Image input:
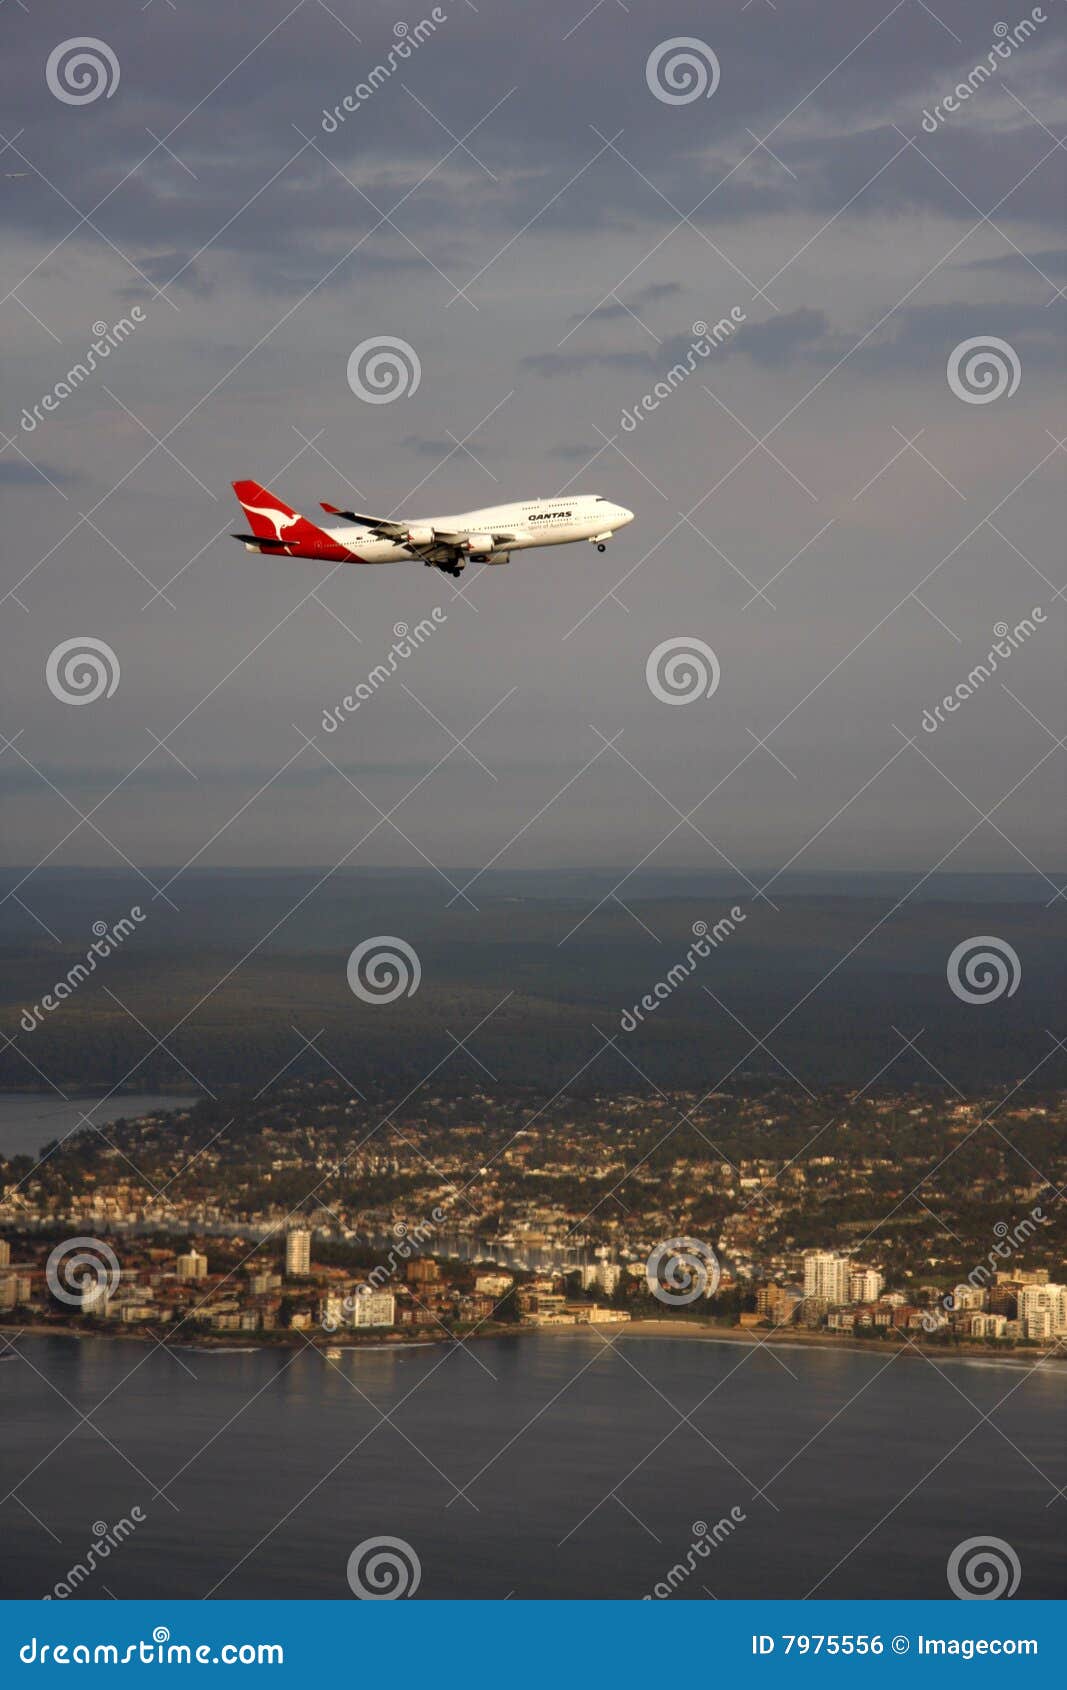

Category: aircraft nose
[619, 506, 634, 525]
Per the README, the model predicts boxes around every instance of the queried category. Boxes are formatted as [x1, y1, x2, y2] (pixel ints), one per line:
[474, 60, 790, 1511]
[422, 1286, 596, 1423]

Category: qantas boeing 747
[231, 481, 634, 578]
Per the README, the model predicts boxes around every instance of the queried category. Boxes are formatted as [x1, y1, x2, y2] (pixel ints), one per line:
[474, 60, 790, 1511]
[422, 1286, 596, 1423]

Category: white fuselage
[327, 494, 633, 563]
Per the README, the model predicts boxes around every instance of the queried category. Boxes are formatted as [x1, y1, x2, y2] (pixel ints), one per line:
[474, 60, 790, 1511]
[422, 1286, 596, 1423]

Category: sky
[1, 0, 1064, 884]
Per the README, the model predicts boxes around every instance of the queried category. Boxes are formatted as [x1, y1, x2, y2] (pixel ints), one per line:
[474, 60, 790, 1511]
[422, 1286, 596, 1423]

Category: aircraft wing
[434, 530, 517, 546]
[320, 503, 517, 565]
[320, 503, 408, 540]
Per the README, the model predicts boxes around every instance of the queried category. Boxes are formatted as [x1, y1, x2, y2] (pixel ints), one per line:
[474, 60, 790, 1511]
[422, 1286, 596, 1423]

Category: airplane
[231, 480, 634, 578]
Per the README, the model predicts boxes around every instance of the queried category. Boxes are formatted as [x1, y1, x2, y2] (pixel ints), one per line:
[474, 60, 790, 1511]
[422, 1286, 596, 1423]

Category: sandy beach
[546, 1317, 1067, 1370]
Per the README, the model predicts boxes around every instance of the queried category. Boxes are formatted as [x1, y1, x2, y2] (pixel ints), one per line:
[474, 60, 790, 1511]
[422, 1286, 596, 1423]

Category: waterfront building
[803, 1251, 851, 1305]
[970, 1313, 1008, 1338]
[1018, 1283, 1067, 1340]
[351, 1290, 396, 1328]
[176, 1248, 208, 1281]
[849, 1267, 884, 1303]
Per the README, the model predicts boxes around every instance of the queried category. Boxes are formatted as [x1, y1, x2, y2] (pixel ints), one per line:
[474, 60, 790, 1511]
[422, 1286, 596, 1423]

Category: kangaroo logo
[243, 501, 302, 542]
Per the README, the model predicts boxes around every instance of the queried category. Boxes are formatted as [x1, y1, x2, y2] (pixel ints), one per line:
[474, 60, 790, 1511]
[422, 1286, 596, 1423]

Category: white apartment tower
[285, 1228, 311, 1278]
[1018, 1283, 1067, 1341]
[804, 1251, 851, 1305]
[849, 1267, 885, 1304]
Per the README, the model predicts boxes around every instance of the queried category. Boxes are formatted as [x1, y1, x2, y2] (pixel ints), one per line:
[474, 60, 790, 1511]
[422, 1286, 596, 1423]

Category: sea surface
[0, 1331, 1063, 1600]
[0, 1093, 195, 1160]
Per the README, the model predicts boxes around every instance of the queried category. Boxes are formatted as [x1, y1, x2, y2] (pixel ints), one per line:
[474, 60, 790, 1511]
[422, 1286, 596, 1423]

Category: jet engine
[464, 533, 495, 555]
[404, 525, 435, 546]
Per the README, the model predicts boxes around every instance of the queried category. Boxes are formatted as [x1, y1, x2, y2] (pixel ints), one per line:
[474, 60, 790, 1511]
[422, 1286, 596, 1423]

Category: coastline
[0, 1319, 517, 1353]
[4, 1316, 1064, 1370]
[545, 1318, 1067, 1370]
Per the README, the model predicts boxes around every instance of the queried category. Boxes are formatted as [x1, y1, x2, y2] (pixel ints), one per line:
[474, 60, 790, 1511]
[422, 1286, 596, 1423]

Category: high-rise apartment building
[804, 1251, 851, 1305]
[285, 1229, 311, 1277]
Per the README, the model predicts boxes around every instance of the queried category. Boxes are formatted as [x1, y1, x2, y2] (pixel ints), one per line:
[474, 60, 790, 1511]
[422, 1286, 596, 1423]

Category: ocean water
[0, 1093, 195, 1160]
[0, 1331, 1062, 1600]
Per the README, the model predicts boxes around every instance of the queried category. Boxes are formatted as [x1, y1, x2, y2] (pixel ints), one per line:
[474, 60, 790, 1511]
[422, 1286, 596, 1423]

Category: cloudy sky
[1, 0, 1064, 883]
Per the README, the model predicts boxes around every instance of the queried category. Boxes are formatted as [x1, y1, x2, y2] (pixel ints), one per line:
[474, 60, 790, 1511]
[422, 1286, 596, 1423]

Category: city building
[351, 1290, 396, 1328]
[285, 1229, 311, 1277]
[950, 1284, 986, 1312]
[970, 1313, 1008, 1339]
[176, 1249, 208, 1281]
[803, 1251, 851, 1305]
[1018, 1283, 1067, 1341]
[849, 1267, 884, 1303]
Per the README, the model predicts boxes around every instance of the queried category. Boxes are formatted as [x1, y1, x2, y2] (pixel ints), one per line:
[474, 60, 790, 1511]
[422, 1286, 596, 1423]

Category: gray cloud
[0, 0, 1062, 880]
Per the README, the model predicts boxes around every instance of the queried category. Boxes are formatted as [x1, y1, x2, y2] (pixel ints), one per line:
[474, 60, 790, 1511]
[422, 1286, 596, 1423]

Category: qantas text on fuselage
[231, 481, 634, 579]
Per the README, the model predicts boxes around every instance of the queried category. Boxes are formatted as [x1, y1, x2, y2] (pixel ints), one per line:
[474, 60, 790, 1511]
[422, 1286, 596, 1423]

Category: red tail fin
[232, 480, 330, 546]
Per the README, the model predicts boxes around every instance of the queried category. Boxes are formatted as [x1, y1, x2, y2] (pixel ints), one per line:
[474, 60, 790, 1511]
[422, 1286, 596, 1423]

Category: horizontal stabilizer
[230, 532, 291, 550]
